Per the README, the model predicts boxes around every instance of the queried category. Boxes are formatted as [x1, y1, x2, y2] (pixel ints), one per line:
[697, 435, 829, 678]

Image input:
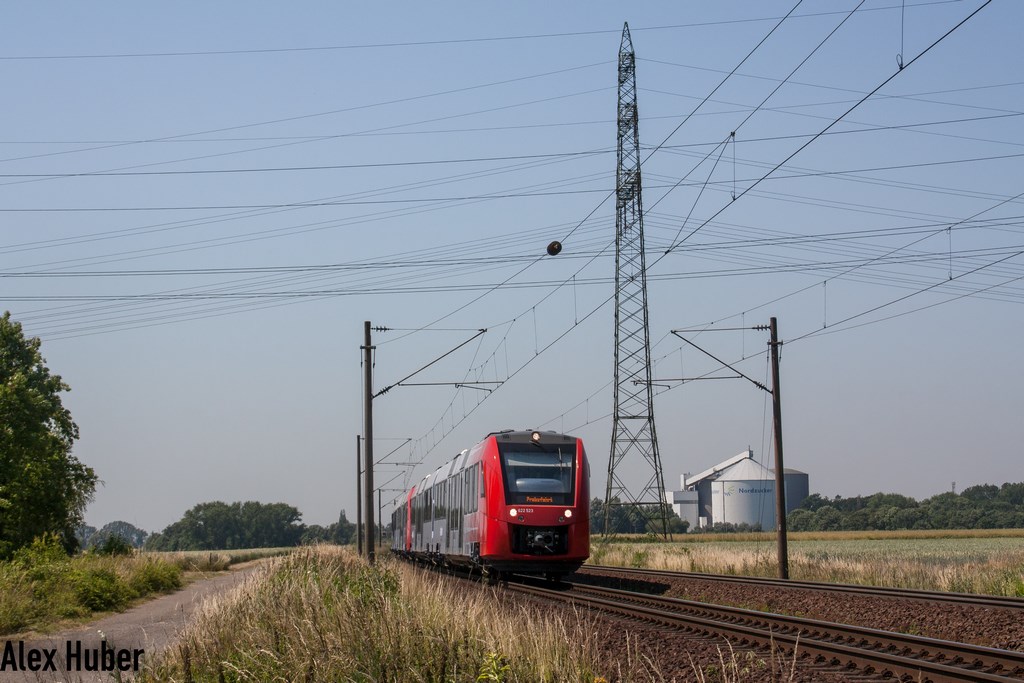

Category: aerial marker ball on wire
[547, 240, 563, 256]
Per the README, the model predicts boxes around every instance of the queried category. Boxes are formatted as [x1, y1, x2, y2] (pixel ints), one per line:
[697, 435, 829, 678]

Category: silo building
[666, 450, 809, 530]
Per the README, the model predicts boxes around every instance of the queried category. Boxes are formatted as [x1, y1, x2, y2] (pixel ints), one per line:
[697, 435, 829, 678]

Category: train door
[459, 457, 483, 556]
[437, 480, 447, 553]
[412, 493, 419, 551]
[456, 473, 464, 548]
[427, 484, 434, 549]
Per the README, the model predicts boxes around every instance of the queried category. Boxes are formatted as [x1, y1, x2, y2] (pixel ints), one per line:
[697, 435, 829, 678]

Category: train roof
[408, 432, 579, 496]
[415, 448, 471, 492]
[487, 429, 578, 445]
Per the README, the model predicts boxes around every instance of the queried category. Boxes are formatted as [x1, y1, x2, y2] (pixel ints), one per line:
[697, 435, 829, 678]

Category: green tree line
[144, 501, 356, 551]
[588, 497, 690, 535]
[788, 483, 1024, 531]
[77, 520, 149, 549]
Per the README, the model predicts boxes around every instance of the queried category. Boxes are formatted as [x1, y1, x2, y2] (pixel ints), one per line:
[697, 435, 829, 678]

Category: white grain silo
[675, 450, 809, 530]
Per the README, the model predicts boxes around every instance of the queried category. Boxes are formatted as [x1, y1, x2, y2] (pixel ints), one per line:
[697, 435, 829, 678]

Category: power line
[0, 63, 611, 180]
[659, 0, 995, 257]
[3, 110, 1017, 148]
[10, 245, 1023, 302]
[0, 4, 959, 61]
[0, 148, 612, 178]
[4, 0, 1003, 362]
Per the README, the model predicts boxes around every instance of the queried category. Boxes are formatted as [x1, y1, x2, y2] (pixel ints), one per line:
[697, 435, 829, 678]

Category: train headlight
[509, 508, 518, 517]
[531, 431, 541, 442]
[564, 509, 573, 518]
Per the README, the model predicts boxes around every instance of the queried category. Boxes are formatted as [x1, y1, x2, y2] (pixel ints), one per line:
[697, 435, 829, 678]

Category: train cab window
[497, 442, 576, 505]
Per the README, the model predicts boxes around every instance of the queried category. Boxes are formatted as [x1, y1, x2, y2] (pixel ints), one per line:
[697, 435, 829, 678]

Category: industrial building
[666, 450, 809, 530]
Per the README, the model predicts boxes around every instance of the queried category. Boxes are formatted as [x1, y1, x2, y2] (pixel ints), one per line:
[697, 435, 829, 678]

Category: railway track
[505, 577, 1024, 683]
[581, 564, 1024, 610]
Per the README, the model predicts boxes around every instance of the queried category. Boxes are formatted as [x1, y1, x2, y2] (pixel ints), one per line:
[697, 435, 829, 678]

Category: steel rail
[583, 564, 1024, 610]
[505, 579, 1024, 683]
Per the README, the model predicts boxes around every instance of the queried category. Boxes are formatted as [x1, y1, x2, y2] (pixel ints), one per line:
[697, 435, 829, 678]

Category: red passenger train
[391, 429, 590, 580]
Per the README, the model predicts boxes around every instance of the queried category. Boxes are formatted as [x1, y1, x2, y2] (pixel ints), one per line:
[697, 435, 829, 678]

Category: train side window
[453, 478, 458, 519]
[472, 464, 480, 511]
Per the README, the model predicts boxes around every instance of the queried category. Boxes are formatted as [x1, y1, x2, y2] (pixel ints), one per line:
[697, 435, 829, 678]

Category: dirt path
[0, 562, 265, 682]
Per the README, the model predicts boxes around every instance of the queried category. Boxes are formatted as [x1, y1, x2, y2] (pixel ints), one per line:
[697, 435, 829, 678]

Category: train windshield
[497, 442, 576, 505]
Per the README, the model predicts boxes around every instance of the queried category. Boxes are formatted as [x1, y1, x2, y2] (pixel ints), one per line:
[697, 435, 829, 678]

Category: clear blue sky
[2, 1, 1021, 533]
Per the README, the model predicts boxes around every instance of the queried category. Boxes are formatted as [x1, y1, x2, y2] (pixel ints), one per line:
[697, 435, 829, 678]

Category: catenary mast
[604, 23, 670, 537]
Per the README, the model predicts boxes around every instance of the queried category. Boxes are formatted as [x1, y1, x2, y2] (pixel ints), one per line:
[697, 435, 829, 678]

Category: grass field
[147, 547, 293, 572]
[0, 543, 294, 636]
[588, 530, 1024, 595]
[0, 537, 183, 636]
[148, 546, 626, 682]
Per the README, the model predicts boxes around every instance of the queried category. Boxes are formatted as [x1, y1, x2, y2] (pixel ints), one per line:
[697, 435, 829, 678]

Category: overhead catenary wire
[658, 0, 995, 258]
[2, 2, 1015, 501]
[0, 61, 611, 170]
[0, 4, 959, 61]
[8, 0, 1011, 352]
[436, 0, 1003, 471]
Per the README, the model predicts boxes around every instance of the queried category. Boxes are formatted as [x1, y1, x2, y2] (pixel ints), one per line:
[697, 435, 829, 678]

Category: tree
[145, 500, 306, 550]
[961, 484, 999, 504]
[798, 493, 831, 512]
[0, 312, 97, 558]
[87, 521, 149, 549]
[330, 509, 356, 545]
[299, 510, 357, 545]
[997, 483, 1024, 506]
[787, 508, 815, 531]
[811, 506, 843, 531]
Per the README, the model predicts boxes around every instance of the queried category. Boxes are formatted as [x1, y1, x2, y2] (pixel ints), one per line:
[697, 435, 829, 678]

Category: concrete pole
[769, 317, 789, 579]
[356, 435, 363, 557]
[362, 321, 375, 565]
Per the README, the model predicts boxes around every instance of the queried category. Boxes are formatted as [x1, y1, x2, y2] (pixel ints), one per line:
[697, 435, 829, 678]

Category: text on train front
[497, 440, 577, 506]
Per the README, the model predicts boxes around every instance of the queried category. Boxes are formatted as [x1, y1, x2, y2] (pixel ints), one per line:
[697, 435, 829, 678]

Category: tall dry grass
[145, 547, 293, 572]
[589, 532, 1024, 595]
[147, 545, 648, 682]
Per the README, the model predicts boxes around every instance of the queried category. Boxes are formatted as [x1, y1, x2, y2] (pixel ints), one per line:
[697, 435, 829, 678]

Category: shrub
[13, 534, 69, 570]
[477, 652, 511, 682]
[95, 535, 134, 556]
[0, 565, 33, 634]
[1, 541, 186, 635]
[70, 567, 130, 612]
[129, 560, 182, 595]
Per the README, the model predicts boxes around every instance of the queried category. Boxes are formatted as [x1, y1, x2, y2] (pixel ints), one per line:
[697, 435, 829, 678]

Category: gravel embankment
[557, 568, 1024, 681]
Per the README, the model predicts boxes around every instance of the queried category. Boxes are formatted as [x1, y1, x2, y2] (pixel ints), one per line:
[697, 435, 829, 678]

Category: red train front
[392, 429, 590, 580]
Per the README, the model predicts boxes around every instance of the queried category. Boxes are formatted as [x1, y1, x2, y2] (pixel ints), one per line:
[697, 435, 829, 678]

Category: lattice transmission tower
[604, 23, 670, 538]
